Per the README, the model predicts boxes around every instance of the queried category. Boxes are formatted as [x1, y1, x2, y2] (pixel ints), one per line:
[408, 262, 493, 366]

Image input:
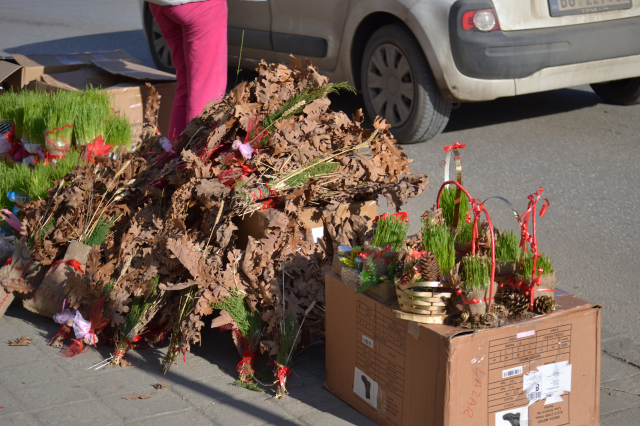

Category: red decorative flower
[85, 136, 113, 163]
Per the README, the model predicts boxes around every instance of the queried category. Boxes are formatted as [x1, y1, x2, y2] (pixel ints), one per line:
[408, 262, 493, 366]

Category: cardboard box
[29, 60, 176, 141]
[0, 50, 139, 89]
[324, 271, 601, 426]
[235, 200, 378, 248]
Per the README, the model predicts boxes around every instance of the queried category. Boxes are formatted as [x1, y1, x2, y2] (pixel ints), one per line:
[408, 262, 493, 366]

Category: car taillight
[461, 9, 501, 32]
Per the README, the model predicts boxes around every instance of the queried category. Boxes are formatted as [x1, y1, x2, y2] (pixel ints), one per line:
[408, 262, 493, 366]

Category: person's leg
[170, 0, 228, 124]
[149, 3, 188, 140]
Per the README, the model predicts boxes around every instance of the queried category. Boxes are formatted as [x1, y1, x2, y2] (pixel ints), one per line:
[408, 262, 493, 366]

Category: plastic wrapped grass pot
[461, 284, 498, 316]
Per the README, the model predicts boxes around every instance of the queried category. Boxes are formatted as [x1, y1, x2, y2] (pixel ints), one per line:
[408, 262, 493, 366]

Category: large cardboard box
[29, 60, 176, 141]
[0, 50, 139, 89]
[324, 271, 601, 426]
[235, 200, 378, 248]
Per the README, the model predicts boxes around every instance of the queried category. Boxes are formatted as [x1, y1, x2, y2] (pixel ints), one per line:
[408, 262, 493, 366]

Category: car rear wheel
[143, 3, 175, 73]
[590, 77, 640, 105]
[361, 24, 451, 144]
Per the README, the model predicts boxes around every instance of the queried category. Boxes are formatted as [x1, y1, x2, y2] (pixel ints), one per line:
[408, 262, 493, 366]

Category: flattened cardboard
[235, 200, 378, 248]
[92, 60, 176, 82]
[0, 50, 138, 89]
[324, 272, 601, 426]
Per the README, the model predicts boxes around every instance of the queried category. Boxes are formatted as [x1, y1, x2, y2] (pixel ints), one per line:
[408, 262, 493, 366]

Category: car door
[227, 0, 278, 64]
[269, 0, 352, 70]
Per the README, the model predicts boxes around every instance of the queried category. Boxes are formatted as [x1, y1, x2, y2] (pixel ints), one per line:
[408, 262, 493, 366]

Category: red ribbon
[373, 211, 409, 223]
[457, 289, 494, 305]
[0, 291, 12, 309]
[49, 324, 72, 345]
[275, 364, 291, 387]
[443, 142, 466, 153]
[373, 244, 392, 264]
[18, 259, 35, 280]
[48, 259, 84, 275]
[2, 257, 10, 267]
[237, 350, 257, 382]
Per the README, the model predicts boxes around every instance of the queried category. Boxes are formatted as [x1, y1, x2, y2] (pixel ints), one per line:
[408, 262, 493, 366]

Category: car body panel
[270, 0, 351, 69]
[491, 0, 640, 31]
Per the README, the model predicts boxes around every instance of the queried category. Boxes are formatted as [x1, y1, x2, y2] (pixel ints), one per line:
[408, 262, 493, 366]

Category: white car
[141, 0, 640, 143]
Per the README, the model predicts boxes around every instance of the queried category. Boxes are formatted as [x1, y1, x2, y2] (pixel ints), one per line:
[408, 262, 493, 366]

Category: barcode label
[502, 366, 523, 378]
[527, 391, 542, 400]
[362, 335, 374, 349]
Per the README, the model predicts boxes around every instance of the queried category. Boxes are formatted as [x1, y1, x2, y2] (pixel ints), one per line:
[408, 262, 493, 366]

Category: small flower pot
[365, 281, 396, 305]
[363, 241, 400, 276]
[516, 269, 557, 299]
[340, 267, 361, 291]
[495, 262, 517, 277]
[461, 284, 498, 316]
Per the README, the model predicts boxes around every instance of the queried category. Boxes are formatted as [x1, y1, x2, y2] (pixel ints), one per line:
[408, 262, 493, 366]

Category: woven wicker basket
[395, 281, 451, 324]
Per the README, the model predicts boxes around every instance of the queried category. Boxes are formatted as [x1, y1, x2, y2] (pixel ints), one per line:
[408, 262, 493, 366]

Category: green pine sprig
[122, 275, 160, 338]
[276, 313, 299, 367]
[212, 288, 263, 339]
[83, 215, 117, 247]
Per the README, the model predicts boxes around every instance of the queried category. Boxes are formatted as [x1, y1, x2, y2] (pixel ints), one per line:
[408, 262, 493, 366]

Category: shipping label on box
[486, 326, 572, 426]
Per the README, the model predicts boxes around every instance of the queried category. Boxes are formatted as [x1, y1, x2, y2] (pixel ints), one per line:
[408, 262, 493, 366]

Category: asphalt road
[2, 1, 639, 365]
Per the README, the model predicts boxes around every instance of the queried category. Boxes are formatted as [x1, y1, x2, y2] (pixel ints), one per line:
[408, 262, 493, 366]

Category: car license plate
[548, 0, 632, 17]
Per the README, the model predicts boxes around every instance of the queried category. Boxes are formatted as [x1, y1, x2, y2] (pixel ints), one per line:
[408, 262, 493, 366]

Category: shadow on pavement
[444, 87, 602, 133]
[5, 304, 352, 425]
[4, 30, 155, 69]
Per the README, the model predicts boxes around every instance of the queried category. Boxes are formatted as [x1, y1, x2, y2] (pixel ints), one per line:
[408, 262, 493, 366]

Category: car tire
[361, 24, 451, 144]
[143, 3, 175, 73]
[590, 77, 640, 106]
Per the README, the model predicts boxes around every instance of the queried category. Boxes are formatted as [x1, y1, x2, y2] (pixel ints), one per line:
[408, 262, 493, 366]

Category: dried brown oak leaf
[152, 381, 168, 390]
[8, 336, 33, 346]
[1, 278, 34, 294]
[122, 393, 152, 400]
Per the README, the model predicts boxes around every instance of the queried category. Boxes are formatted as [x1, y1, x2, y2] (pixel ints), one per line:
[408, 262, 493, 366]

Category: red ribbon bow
[443, 142, 466, 153]
[49, 259, 85, 275]
[275, 365, 291, 387]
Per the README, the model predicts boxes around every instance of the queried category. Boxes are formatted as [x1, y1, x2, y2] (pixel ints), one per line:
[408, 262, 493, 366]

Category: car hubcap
[366, 43, 414, 127]
[152, 21, 174, 70]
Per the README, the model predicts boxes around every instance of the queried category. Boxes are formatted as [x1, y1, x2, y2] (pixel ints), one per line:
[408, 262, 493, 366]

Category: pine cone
[490, 303, 509, 319]
[534, 296, 557, 314]
[497, 284, 520, 302]
[480, 312, 499, 327]
[503, 293, 530, 316]
[459, 310, 470, 323]
[420, 252, 440, 281]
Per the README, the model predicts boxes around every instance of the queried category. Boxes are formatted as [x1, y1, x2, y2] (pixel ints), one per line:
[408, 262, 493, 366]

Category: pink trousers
[149, 0, 227, 139]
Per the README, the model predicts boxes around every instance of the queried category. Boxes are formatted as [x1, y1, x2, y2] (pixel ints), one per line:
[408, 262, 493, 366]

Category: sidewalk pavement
[0, 304, 638, 426]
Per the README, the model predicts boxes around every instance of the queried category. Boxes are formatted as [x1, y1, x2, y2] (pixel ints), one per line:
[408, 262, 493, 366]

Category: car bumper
[449, 2, 640, 80]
